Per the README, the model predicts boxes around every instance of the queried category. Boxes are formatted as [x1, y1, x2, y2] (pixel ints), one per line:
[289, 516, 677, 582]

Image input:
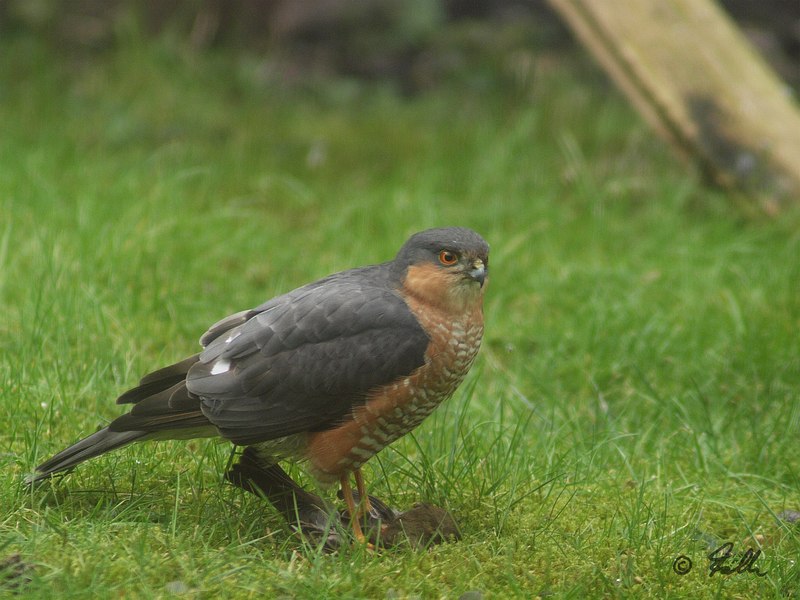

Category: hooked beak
[468, 259, 487, 287]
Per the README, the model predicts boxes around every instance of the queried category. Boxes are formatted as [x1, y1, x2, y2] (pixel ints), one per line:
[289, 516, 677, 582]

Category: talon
[354, 469, 373, 516]
[340, 473, 368, 544]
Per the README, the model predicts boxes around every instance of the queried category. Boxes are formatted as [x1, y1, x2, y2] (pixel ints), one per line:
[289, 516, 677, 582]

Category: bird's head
[395, 227, 489, 312]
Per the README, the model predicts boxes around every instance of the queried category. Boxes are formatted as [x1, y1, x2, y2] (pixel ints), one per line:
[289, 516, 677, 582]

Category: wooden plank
[547, 0, 800, 214]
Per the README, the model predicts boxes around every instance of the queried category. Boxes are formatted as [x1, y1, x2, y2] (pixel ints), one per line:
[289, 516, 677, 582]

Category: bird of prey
[30, 227, 489, 544]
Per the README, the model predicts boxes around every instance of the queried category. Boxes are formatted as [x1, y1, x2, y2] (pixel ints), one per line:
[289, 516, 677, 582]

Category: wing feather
[186, 270, 428, 445]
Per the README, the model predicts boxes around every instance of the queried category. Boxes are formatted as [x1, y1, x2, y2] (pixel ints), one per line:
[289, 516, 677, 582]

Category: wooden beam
[547, 0, 800, 214]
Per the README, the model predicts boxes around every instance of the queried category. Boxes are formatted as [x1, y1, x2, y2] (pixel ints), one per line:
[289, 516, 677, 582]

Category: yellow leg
[340, 473, 366, 543]
[353, 468, 373, 516]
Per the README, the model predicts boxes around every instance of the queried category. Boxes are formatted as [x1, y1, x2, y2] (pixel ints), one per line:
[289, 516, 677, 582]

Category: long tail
[29, 353, 208, 485]
[27, 428, 148, 484]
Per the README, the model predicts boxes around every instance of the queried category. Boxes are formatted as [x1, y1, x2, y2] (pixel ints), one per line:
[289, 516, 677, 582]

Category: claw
[339, 473, 367, 543]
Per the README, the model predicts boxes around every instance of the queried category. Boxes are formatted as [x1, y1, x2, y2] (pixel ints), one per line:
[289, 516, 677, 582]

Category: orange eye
[438, 250, 458, 266]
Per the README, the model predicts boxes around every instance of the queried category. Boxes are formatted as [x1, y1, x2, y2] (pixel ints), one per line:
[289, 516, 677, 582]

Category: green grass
[2, 32, 799, 599]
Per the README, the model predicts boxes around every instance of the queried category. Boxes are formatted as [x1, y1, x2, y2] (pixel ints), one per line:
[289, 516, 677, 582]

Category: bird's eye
[438, 250, 458, 266]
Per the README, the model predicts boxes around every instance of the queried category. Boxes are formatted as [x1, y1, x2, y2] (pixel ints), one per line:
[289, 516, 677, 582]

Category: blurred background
[2, 0, 799, 94]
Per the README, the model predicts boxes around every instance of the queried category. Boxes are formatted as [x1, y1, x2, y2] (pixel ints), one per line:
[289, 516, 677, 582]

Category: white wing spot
[211, 359, 231, 375]
[225, 331, 242, 344]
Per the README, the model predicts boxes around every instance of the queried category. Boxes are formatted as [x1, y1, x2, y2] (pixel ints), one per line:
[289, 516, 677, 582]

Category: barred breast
[305, 298, 484, 484]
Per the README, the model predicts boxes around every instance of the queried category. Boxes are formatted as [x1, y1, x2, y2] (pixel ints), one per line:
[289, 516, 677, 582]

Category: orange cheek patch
[403, 262, 484, 314]
[403, 263, 458, 311]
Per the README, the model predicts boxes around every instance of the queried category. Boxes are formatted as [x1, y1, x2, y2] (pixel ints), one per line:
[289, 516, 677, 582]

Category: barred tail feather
[27, 428, 147, 485]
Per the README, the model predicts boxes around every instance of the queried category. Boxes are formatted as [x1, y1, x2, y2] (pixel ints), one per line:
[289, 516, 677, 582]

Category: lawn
[1, 31, 799, 599]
